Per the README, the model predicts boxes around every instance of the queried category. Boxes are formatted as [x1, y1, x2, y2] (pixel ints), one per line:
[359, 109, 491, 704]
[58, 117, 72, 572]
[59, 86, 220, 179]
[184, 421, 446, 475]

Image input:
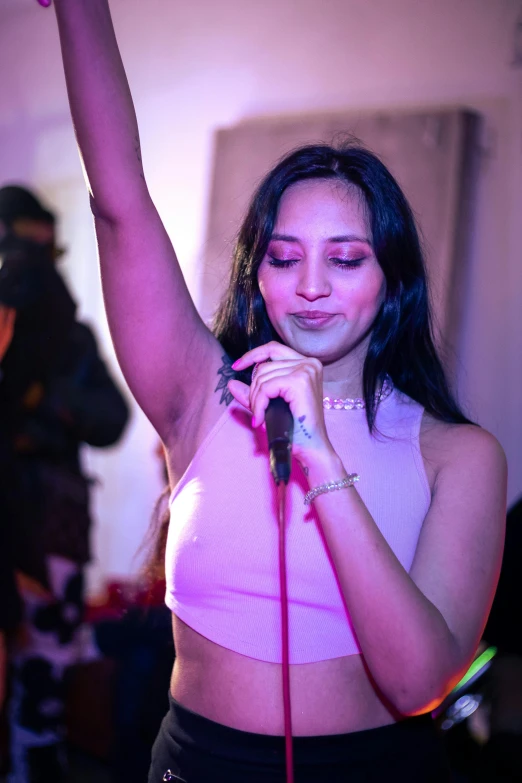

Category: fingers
[231, 341, 302, 371]
[228, 366, 306, 424]
[228, 344, 323, 431]
[247, 361, 320, 424]
[228, 368, 300, 422]
[250, 370, 299, 427]
[227, 379, 251, 410]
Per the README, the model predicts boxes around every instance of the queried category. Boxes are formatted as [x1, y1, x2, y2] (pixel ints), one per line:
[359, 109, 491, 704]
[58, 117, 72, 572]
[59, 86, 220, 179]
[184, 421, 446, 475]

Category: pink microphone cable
[277, 481, 294, 783]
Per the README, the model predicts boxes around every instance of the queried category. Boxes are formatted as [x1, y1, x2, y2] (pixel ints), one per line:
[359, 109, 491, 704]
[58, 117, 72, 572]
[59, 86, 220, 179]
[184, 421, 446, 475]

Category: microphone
[265, 397, 294, 485]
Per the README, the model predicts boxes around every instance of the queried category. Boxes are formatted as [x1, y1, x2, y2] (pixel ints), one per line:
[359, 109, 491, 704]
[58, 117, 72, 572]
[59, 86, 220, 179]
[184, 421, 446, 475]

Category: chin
[285, 333, 353, 363]
[279, 322, 372, 364]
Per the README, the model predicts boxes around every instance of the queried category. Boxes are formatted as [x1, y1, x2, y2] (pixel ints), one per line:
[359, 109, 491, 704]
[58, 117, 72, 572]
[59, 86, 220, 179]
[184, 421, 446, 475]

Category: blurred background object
[0, 185, 129, 782]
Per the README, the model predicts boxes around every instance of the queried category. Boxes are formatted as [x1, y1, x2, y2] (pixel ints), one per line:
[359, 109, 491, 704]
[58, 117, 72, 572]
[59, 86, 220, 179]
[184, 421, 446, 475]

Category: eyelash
[267, 256, 365, 270]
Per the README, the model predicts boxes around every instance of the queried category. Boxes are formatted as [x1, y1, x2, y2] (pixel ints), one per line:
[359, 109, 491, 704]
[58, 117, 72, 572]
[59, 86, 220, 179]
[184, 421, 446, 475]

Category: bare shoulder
[420, 413, 507, 491]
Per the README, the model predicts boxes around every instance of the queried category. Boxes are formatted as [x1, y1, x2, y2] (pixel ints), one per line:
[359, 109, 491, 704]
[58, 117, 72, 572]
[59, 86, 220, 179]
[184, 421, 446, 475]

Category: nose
[295, 258, 331, 301]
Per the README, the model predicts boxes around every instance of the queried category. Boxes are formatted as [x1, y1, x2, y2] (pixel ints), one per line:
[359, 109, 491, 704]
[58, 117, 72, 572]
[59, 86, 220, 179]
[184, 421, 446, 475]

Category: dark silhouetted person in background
[0, 305, 23, 714]
[0, 185, 129, 783]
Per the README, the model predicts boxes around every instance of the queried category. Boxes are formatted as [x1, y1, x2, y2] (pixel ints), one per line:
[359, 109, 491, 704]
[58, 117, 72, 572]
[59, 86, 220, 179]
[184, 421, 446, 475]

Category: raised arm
[47, 0, 222, 441]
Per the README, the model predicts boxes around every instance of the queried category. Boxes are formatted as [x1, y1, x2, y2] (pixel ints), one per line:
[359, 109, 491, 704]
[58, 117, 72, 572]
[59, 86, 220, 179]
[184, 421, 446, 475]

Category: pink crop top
[165, 388, 431, 664]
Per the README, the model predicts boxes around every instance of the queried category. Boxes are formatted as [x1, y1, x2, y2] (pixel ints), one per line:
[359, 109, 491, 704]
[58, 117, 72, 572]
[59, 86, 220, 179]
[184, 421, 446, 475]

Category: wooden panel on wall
[201, 108, 480, 363]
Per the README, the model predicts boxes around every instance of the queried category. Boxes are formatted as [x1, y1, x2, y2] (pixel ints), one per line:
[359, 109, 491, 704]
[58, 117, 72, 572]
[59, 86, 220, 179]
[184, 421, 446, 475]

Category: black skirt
[148, 694, 451, 782]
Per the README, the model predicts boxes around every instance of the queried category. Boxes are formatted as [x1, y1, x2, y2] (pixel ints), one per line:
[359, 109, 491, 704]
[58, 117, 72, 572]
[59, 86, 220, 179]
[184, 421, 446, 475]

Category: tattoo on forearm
[135, 134, 145, 180]
[215, 354, 235, 406]
[298, 414, 312, 439]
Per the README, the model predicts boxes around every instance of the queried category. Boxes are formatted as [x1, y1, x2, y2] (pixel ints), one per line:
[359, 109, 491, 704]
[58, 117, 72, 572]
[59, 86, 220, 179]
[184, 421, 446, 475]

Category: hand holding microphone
[227, 342, 335, 483]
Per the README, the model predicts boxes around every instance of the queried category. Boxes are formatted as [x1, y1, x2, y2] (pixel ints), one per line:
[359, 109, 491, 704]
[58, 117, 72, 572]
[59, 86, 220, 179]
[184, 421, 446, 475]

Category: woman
[37, 2, 506, 781]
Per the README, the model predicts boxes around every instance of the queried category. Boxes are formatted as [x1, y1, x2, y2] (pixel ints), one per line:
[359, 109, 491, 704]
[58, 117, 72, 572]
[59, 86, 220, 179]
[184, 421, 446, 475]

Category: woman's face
[257, 178, 386, 366]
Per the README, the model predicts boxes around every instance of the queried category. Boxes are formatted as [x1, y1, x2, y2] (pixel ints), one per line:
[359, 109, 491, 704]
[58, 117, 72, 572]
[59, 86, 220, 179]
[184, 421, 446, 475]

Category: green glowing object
[452, 646, 497, 693]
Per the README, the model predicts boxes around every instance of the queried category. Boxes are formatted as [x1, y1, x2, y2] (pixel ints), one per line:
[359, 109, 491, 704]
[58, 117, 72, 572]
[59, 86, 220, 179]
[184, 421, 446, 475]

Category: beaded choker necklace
[323, 378, 393, 410]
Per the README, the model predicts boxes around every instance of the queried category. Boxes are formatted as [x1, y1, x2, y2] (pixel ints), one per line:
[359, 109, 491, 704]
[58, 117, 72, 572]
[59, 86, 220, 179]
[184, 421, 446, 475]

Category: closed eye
[267, 256, 367, 269]
[330, 257, 366, 269]
[267, 256, 299, 268]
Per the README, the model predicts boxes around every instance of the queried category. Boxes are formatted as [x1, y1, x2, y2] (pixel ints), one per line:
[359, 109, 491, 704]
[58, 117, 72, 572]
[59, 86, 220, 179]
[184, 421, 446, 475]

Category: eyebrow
[270, 233, 371, 244]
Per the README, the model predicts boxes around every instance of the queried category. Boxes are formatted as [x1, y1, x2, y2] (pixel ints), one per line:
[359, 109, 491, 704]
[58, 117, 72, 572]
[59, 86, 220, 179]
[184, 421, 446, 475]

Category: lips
[292, 311, 336, 328]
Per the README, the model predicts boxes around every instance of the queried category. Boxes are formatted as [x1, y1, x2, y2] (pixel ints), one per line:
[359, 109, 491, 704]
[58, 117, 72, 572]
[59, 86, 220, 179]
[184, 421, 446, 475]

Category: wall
[1, 0, 521, 594]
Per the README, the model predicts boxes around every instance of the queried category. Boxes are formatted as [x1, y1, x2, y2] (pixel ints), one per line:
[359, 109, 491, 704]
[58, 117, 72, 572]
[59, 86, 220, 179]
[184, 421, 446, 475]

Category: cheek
[258, 274, 287, 317]
[341, 273, 386, 319]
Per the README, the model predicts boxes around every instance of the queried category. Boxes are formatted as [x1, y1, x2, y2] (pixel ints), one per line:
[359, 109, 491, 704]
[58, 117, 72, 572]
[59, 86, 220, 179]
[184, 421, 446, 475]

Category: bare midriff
[169, 614, 397, 736]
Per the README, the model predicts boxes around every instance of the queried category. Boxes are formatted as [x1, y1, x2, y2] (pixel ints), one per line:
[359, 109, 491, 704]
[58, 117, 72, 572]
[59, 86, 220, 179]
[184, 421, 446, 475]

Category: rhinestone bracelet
[304, 473, 360, 506]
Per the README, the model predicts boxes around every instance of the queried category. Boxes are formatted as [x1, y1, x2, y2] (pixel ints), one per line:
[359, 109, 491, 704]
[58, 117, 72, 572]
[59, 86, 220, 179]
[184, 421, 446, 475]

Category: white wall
[1, 0, 521, 594]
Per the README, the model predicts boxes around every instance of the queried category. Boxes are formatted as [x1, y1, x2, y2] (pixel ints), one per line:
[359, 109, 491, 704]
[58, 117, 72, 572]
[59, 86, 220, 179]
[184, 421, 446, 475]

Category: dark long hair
[213, 143, 471, 430]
